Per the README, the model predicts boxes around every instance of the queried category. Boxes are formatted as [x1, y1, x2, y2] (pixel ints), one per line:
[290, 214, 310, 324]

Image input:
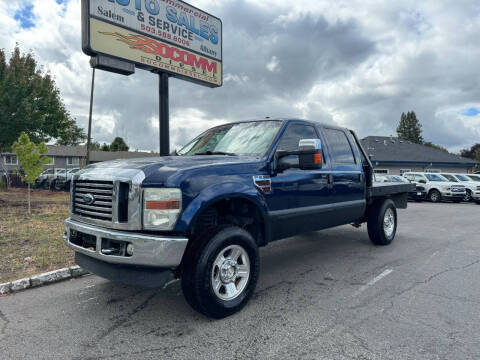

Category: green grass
[0, 188, 74, 283]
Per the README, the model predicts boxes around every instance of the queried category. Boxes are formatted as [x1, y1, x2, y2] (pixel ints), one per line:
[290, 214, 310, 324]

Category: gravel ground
[1, 202, 479, 359]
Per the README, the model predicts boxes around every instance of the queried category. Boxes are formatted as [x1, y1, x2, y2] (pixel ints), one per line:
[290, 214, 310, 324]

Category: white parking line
[353, 269, 393, 297]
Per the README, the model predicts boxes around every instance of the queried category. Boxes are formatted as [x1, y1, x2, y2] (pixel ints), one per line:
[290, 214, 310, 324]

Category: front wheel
[429, 189, 441, 203]
[181, 227, 259, 318]
[464, 190, 472, 202]
[367, 199, 397, 246]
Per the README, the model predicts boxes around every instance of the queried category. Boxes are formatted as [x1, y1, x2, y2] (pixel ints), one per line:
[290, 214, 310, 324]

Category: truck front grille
[73, 180, 114, 221]
[451, 185, 465, 193]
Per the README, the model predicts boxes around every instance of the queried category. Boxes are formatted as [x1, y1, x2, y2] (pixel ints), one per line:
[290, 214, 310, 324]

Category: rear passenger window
[324, 128, 356, 164]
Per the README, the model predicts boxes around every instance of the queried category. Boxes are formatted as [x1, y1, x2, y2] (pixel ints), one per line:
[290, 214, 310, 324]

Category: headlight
[442, 186, 450, 191]
[143, 188, 182, 230]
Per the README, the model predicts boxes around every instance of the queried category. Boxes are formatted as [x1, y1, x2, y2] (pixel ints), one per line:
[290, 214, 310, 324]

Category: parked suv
[440, 173, 480, 202]
[54, 168, 80, 191]
[35, 168, 69, 190]
[465, 174, 480, 204]
[402, 172, 466, 203]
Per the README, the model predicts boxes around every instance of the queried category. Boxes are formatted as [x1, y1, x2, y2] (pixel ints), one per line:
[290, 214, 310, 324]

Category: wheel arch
[177, 182, 270, 246]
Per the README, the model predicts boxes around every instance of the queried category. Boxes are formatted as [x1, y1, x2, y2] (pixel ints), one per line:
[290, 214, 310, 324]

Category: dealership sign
[82, 0, 222, 87]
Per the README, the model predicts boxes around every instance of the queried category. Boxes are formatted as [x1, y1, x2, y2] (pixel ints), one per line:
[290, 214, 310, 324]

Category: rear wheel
[181, 226, 259, 318]
[429, 189, 441, 203]
[367, 199, 397, 246]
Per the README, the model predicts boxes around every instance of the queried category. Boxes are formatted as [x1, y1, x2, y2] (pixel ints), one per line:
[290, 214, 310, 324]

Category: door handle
[327, 174, 334, 189]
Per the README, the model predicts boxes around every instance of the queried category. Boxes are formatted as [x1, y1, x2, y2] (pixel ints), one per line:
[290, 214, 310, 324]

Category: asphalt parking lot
[1, 202, 479, 359]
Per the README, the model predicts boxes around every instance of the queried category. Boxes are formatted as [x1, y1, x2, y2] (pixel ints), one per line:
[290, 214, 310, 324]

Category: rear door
[321, 127, 366, 225]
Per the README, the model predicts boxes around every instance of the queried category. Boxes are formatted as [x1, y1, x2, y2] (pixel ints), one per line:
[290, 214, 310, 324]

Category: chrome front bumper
[64, 218, 188, 268]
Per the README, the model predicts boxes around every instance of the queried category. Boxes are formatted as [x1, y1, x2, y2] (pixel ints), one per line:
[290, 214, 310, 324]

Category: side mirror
[418, 179, 427, 184]
[298, 139, 322, 170]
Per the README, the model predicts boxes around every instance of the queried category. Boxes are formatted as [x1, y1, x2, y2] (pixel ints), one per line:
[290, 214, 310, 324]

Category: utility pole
[85, 67, 95, 165]
[159, 72, 169, 156]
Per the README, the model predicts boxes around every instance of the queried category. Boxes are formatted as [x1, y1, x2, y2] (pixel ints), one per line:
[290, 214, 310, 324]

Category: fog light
[126, 244, 134, 256]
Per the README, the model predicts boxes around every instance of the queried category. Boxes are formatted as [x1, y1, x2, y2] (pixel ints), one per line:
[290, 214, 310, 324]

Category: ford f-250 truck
[64, 119, 414, 318]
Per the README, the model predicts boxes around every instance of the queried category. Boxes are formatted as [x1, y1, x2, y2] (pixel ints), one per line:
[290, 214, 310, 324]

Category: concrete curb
[0, 266, 89, 295]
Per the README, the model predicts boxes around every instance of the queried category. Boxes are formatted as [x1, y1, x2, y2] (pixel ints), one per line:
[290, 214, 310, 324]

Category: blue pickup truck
[64, 119, 413, 318]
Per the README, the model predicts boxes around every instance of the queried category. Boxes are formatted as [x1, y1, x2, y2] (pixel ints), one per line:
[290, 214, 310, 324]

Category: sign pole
[85, 67, 95, 165]
[159, 72, 169, 156]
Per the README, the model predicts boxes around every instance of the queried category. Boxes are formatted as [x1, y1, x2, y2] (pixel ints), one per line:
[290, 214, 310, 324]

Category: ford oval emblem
[82, 193, 95, 205]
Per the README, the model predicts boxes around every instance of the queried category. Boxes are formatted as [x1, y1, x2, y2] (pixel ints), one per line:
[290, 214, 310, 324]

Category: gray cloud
[1, 0, 479, 153]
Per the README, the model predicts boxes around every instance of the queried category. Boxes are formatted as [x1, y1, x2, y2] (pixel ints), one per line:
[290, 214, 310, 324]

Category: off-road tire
[181, 226, 259, 318]
[367, 199, 397, 246]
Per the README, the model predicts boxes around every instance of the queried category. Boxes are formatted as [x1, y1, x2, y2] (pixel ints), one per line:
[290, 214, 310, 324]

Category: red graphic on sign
[100, 32, 218, 74]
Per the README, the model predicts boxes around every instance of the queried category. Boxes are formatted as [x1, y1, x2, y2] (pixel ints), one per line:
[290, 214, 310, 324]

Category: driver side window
[277, 124, 319, 169]
[277, 124, 318, 152]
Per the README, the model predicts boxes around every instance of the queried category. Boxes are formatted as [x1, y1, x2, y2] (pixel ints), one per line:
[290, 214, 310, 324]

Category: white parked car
[402, 172, 466, 203]
[466, 174, 480, 182]
[442, 173, 480, 203]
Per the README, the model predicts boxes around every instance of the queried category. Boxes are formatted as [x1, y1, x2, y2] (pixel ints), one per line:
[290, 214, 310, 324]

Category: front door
[267, 123, 331, 239]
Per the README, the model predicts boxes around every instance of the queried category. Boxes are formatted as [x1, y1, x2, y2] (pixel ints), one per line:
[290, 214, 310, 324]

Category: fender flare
[176, 182, 270, 242]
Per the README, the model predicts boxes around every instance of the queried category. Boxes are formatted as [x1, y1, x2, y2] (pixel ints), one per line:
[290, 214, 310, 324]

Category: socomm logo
[99, 32, 218, 75]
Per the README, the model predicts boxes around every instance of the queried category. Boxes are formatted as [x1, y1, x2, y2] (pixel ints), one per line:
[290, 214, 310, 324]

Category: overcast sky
[1, 0, 479, 152]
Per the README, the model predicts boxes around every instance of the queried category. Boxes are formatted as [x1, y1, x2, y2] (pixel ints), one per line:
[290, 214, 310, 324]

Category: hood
[78, 155, 263, 185]
[435, 181, 464, 186]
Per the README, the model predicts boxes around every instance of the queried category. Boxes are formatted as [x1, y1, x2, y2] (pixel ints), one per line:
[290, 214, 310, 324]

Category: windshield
[455, 174, 469, 181]
[441, 174, 457, 182]
[68, 169, 80, 174]
[178, 121, 282, 156]
[467, 175, 480, 182]
[425, 173, 444, 181]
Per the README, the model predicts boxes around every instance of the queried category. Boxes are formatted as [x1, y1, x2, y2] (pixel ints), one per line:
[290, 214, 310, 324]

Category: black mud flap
[75, 252, 174, 288]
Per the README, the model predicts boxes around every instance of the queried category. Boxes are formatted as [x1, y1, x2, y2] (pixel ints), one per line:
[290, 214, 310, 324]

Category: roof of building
[46, 145, 87, 157]
[89, 151, 159, 162]
[360, 136, 478, 165]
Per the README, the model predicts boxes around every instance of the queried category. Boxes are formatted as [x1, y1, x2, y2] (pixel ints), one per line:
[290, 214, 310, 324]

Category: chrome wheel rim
[464, 192, 471, 202]
[431, 192, 439, 202]
[383, 208, 395, 238]
[211, 245, 250, 301]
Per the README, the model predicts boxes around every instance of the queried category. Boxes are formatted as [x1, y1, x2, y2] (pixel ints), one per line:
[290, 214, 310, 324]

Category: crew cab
[64, 119, 414, 318]
[402, 172, 466, 203]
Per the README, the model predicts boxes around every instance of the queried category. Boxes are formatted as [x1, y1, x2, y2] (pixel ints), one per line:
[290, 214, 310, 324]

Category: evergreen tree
[396, 111, 424, 144]
[0, 46, 86, 151]
[424, 141, 448, 153]
[110, 137, 129, 152]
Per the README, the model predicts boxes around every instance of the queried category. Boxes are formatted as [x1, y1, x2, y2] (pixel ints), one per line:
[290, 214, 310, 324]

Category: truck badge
[253, 175, 272, 194]
[82, 193, 95, 205]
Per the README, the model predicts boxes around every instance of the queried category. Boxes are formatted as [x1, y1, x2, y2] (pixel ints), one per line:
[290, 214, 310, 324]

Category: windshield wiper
[194, 151, 236, 156]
